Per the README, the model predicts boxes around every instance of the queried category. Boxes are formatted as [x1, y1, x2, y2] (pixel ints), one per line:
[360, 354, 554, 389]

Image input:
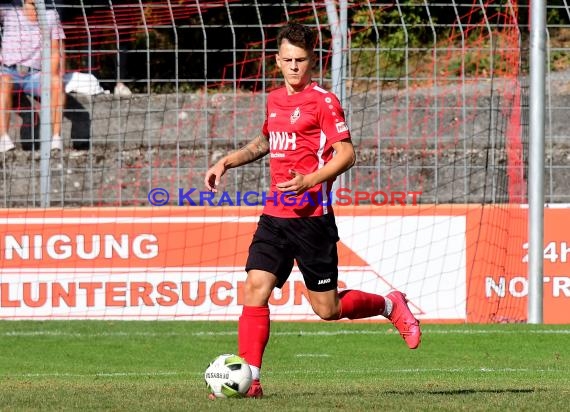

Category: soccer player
[204, 22, 421, 399]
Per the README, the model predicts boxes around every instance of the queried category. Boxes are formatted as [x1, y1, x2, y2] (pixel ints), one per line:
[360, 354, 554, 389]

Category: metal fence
[0, 1, 567, 207]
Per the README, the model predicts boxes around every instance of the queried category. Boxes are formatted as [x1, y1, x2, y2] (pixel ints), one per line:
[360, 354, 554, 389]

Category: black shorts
[245, 213, 340, 292]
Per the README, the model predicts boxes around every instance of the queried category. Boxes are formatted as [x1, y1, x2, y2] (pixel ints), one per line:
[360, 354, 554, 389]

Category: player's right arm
[204, 134, 270, 192]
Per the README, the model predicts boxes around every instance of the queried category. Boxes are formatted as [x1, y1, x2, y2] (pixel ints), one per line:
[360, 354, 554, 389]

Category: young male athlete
[204, 22, 421, 399]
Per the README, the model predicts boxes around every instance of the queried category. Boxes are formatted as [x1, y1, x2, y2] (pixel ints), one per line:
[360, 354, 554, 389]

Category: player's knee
[51, 79, 63, 91]
[243, 280, 264, 298]
[313, 305, 340, 321]
[242, 274, 274, 306]
[0, 75, 13, 91]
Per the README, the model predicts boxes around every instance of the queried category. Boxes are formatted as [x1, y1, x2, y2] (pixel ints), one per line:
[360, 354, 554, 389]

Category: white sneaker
[114, 83, 132, 97]
[51, 135, 63, 151]
[0, 134, 15, 152]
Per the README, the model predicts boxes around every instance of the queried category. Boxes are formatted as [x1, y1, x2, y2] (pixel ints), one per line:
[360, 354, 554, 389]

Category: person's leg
[0, 71, 16, 152]
[50, 72, 65, 138]
[206, 268, 276, 401]
[0, 74, 14, 136]
[307, 288, 389, 320]
[113, 47, 132, 96]
[237, 269, 277, 398]
[109, 0, 133, 96]
[293, 214, 421, 349]
[232, 215, 292, 399]
[24, 71, 64, 150]
[307, 287, 421, 349]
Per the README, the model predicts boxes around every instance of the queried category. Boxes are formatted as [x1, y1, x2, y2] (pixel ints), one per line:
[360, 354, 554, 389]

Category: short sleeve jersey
[261, 82, 351, 218]
[0, 7, 66, 70]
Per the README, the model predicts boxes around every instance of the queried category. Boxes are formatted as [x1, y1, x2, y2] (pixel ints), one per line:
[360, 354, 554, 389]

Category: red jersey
[261, 82, 351, 218]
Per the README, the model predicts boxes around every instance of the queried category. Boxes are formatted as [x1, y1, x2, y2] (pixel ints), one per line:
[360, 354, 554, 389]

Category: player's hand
[276, 169, 313, 196]
[204, 161, 227, 192]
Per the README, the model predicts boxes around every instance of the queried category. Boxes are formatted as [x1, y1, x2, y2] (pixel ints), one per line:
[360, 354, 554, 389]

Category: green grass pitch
[0, 321, 568, 411]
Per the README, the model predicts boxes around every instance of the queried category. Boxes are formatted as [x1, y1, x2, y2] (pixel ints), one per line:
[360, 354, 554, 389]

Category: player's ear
[310, 52, 317, 69]
[275, 53, 282, 69]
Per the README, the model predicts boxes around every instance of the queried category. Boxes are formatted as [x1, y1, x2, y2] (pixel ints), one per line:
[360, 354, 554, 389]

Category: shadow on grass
[385, 388, 538, 395]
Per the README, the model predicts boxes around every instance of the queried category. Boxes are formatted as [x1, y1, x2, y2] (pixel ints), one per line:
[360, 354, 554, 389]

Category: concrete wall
[0, 86, 567, 207]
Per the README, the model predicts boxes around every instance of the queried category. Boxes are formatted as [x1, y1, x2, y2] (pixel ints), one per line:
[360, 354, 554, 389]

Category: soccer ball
[204, 354, 252, 398]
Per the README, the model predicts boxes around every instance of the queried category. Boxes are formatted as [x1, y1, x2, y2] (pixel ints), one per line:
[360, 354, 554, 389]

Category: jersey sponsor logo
[269, 131, 297, 151]
[336, 121, 348, 133]
[290, 107, 301, 124]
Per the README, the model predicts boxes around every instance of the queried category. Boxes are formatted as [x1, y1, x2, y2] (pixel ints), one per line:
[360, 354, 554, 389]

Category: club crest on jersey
[290, 107, 301, 124]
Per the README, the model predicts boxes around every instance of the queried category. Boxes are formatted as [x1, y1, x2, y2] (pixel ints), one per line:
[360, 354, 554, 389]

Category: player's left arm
[276, 138, 355, 195]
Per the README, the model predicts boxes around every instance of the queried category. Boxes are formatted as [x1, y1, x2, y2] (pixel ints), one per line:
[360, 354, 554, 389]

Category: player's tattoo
[240, 134, 269, 162]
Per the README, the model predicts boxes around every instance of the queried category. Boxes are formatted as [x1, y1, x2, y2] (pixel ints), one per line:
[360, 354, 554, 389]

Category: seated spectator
[0, 0, 66, 153]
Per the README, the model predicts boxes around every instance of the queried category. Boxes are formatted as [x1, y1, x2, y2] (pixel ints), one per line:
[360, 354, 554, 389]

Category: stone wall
[1, 86, 568, 207]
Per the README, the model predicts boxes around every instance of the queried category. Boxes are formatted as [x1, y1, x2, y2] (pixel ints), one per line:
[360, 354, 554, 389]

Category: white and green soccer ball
[204, 354, 252, 398]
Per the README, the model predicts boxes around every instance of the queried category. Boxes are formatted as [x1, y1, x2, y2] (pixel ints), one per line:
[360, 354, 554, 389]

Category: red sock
[238, 305, 270, 369]
[338, 289, 386, 319]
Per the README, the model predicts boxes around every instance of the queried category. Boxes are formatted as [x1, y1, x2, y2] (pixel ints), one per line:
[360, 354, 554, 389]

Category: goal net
[1, 1, 558, 323]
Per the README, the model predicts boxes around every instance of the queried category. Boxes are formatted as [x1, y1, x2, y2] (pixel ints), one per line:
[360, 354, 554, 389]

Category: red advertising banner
[0, 205, 568, 323]
[466, 206, 570, 323]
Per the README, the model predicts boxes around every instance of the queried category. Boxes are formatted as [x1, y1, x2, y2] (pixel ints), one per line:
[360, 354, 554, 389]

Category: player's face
[276, 39, 314, 94]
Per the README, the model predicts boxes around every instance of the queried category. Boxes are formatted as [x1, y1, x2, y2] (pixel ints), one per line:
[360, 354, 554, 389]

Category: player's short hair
[276, 23, 315, 53]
